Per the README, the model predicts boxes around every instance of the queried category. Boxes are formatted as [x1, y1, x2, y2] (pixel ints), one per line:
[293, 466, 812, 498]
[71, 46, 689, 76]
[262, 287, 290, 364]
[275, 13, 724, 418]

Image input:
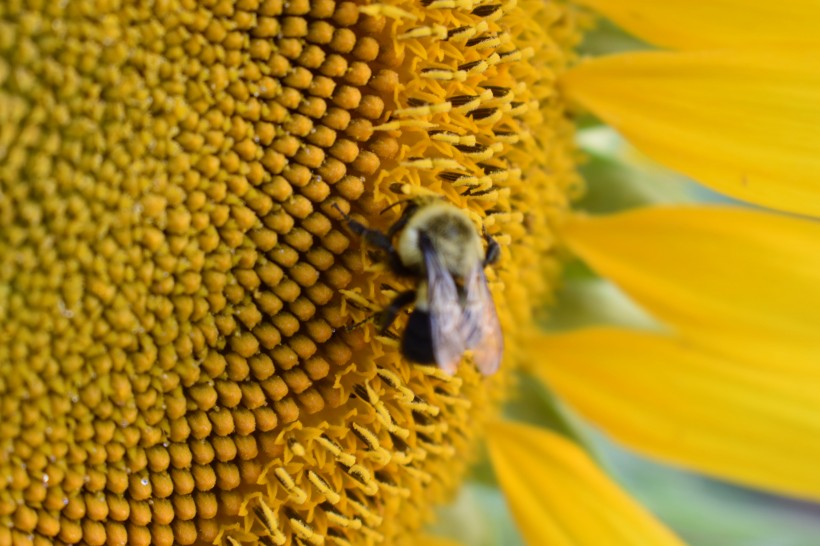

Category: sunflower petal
[561, 50, 820, 216]
[487, 421, 685, 546]
[562, 206, 820, 368]
[574, 0, 820, 49]
[533, 328, 820, 500]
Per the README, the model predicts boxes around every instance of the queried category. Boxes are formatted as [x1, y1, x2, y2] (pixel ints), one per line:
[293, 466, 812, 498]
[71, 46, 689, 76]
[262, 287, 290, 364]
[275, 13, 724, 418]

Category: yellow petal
[534, 328, 820, 500]
[487, 421, 685, 546]
[561, 50, 820, 216]
[574, 0, 820, 49]
[562, 206, 820, 370]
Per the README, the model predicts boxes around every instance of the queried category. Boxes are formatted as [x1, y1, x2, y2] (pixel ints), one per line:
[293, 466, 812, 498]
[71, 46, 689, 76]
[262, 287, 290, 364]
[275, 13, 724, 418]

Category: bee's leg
[338, 213, 394, 254]
[386, 202, 419, 239]
[335, 203, 398, 254]
[351, 219, 412, 276]
[345, 312, 379, 332]
[483, 229, 501, 266]
[375, 290, 417, 332]
[333, 204, 416, 276]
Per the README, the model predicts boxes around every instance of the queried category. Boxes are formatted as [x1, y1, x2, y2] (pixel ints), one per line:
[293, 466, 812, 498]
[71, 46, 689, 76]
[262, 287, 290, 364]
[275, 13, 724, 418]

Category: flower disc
[0, 1, 580, 544]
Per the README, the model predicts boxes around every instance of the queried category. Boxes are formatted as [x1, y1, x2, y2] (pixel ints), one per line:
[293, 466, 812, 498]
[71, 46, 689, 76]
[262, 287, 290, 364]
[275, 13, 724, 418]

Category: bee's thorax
[396, 203, 484, 278]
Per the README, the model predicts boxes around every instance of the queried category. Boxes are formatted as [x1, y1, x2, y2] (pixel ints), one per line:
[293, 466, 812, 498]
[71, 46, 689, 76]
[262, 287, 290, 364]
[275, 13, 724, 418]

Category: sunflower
[2, 0, 820, 545]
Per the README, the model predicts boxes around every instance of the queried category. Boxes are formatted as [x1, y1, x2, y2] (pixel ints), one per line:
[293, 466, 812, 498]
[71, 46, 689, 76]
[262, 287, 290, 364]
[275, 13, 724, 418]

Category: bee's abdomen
[402, 309, 436, 364]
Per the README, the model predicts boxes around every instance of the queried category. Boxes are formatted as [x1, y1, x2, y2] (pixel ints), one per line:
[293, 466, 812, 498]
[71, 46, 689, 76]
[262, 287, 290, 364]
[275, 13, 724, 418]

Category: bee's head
[397, 202, 484, 278]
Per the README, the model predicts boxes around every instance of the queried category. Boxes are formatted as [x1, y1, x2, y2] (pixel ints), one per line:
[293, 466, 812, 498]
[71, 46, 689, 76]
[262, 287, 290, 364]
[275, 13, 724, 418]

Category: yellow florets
[0, 0, 580, 545]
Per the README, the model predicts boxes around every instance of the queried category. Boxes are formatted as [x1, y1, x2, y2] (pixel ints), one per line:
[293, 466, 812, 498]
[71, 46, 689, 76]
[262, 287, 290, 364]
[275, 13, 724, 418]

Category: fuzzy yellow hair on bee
[337, 198, 503, 375]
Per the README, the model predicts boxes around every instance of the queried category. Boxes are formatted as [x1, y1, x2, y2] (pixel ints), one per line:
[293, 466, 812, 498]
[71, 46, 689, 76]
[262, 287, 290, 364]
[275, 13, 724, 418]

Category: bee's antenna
[331, 202, 351, 220]
[379, 199, 411, 216]
[333, 203, 397, 254]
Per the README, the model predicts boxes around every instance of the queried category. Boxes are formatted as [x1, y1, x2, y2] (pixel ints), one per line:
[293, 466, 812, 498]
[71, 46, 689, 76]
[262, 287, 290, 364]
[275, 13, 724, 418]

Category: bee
[336, 198, 503, 375]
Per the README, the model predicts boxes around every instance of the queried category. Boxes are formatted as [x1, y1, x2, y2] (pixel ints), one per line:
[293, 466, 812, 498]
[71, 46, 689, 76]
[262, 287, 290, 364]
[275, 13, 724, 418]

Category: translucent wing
[462, 264, 504, 375]
[420, 236, 467, 374]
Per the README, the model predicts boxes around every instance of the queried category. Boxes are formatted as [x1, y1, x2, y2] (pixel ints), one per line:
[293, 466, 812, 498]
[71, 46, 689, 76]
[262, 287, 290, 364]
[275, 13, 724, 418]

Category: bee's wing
[421, 237, 467, 374]
[462, 264, 504, 375]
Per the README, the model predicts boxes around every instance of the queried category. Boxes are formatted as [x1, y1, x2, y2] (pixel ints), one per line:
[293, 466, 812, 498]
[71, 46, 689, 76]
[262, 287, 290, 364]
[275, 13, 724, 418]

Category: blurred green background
[429, 16, 820, 546]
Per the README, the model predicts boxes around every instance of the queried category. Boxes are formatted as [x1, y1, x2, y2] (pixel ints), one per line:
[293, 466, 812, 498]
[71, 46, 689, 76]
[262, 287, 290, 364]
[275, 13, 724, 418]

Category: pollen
[0, 0, 580, 545]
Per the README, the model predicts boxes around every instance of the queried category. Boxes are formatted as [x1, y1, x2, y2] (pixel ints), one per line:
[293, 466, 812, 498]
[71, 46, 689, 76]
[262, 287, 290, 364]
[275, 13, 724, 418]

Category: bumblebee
[338, 198, 503, 375]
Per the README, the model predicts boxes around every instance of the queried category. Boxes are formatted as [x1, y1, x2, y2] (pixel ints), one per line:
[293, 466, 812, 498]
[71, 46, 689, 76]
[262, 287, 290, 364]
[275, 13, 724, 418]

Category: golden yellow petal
[574, 0, 820, 49]
[562, 206, 820, 367]
[534, 328, 820, 500]
[561, 50, 820, 216]
[487, 421, 685, 546]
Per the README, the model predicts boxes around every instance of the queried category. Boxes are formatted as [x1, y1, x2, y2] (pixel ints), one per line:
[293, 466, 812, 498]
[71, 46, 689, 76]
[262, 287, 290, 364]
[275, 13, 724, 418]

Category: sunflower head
[0, 0, 581, 544]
